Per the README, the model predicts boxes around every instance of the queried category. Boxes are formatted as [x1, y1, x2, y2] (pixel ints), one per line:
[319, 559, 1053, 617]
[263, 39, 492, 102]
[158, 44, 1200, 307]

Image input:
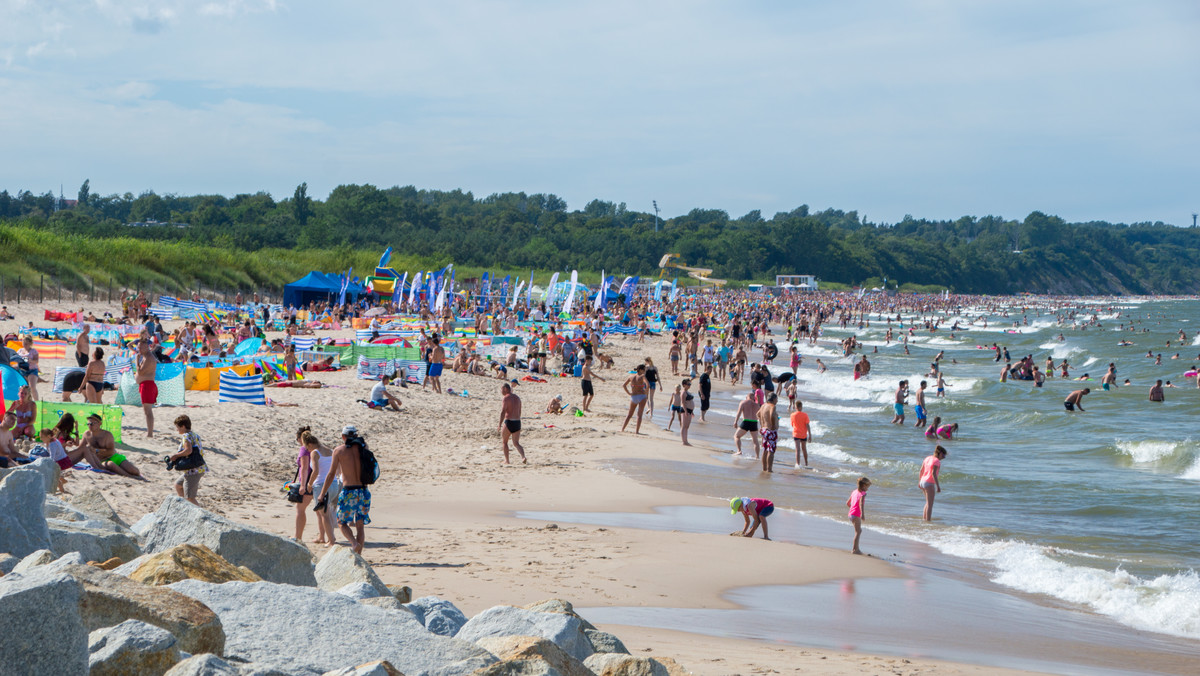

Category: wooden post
[40, 275, 44, 303]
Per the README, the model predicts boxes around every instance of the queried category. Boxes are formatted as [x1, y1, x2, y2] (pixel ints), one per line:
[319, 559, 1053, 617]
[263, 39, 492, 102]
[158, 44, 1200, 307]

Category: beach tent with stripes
[218, 371, 266, 405]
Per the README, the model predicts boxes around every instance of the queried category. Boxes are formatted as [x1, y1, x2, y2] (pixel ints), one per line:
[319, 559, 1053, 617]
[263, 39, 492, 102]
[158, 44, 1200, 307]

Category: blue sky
[1, 0, 1197, 224]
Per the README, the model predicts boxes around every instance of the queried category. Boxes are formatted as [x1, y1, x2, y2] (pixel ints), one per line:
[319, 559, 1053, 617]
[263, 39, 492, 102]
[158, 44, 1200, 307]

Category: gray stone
[169, 580, 497, 676]
[0, 457, 58, 494]
[359, 595, 417, 614]
[473, 659, 561, 676]
[389, 584, 413, 603]
[583, 654, 679, 676]
[521, 600, 595, 631]
[315, 545, 392, 598]
[0, 552, 16, 574]
[585, 629, 629, 655]
[89, 619, 182, 676]
[0, 468, 52, 558]
[409, 596, 469, 637]
[457, 606, 593, 664]
[0, 571, 88, 675]
[164, 654, 291, 676]
[321, 660, 405, 676]
[474, 635, 593, 676]
[137, 497, 316, 586]
[68, 487, 130, 528]
[338, 580, 384, 600]
[47, 515, 142, 563]
[10, 548, 55, 574]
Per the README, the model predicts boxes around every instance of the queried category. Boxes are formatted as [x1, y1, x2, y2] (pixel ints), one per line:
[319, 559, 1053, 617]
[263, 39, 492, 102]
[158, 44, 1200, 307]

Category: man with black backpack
[317, 425, 377, 555]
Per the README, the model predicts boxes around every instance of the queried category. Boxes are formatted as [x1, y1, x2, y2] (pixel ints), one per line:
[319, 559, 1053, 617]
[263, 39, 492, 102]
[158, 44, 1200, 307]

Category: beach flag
[409, 271, 422, 308]
[393, 271, 407, 306]
[481, 272, 491, 309]
[218, 371, 266, 405]
[526, 272, 534, 307]
[669, 277, 680, 302]
[564, 270, 578, 315]
[499, 275, 511, 308]
[512, 278, 525, 310]
[545, 272, 560, 302]
[435, 276, 448, 314]
[378, 247, 393, 269]
[594, 270, 605, 311]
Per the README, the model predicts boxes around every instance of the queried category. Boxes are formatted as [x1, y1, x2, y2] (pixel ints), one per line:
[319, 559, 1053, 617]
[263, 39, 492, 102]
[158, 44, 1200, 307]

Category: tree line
[1, 181, 1196, 295]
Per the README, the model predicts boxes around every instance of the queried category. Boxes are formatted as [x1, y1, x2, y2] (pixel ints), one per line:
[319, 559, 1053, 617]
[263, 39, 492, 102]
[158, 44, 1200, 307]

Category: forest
[0, 181, 1196, 296]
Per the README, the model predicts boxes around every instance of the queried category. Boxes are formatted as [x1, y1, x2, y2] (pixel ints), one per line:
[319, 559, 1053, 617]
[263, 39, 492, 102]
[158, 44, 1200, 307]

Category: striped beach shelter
[218, 370, 266, 405]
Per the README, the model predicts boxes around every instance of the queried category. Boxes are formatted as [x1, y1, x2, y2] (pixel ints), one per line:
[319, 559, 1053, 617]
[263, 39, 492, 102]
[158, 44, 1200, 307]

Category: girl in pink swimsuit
[846, 477, 870, 555]
[919, 446, 948, 521]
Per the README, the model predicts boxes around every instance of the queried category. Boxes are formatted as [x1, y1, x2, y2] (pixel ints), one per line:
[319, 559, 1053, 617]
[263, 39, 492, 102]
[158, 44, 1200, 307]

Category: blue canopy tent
[283, 272, 363, 308]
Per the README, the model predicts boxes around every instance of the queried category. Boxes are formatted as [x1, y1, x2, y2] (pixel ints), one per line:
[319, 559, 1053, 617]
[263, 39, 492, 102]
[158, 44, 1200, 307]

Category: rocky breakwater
[0, 467, 690, 675]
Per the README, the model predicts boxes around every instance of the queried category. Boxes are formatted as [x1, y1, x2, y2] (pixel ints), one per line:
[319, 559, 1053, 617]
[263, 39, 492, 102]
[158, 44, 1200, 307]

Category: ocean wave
[909, 530, 1200, 639]
[1114, 440, 1200, 480]
[805, 401, 881, 414]
[1038, 341, 1085, 360]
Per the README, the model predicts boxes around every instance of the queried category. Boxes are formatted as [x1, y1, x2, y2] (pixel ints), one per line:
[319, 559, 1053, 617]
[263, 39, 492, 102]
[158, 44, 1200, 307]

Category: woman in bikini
[81, 347, 107, 404]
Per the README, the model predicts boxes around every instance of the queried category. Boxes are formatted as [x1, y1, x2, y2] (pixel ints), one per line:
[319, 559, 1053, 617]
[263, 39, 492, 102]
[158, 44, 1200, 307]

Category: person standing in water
[733, 391, 761, 458]
[847, 477, 870, 555]
[758, 393, 779, 472]
[919, 445, 948, 521]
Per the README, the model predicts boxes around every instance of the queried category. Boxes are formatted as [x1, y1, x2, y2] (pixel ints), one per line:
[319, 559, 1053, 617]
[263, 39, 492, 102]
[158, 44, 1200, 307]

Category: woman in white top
[302, 430, 338, 547]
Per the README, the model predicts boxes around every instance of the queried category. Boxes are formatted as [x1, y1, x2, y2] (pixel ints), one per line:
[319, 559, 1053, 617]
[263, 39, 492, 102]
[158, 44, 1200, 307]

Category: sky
[1, 0, 1197, 225]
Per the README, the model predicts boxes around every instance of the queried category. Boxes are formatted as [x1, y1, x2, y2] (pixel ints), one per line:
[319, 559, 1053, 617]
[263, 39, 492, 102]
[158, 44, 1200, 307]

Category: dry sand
[10, 300, 1049, 674]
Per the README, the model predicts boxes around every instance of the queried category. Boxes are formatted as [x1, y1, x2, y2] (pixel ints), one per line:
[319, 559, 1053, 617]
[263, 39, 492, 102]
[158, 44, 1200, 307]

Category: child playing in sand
[847, 477, 870, 554]
[731, 497, 773, 540]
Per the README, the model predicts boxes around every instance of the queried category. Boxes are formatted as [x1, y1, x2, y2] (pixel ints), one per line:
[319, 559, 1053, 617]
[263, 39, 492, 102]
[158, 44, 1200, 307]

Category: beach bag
[174, 438, 205, 471]
[352, 436, 379, 485]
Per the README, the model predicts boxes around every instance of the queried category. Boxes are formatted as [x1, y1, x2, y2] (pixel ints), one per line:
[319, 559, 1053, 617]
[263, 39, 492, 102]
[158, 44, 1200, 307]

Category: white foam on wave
[805, 401, 881, 414]
[1039, 341, 1084, 360]
[1082, 357, 1099, 367]
[900, 528, 1200, 640]
[1116, 440, 1185, 464]
[1192, 334, 1200, 346]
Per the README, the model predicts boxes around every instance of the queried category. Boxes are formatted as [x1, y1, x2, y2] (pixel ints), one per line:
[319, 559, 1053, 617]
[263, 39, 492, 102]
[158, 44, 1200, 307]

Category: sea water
[604, 298, 1200, 644]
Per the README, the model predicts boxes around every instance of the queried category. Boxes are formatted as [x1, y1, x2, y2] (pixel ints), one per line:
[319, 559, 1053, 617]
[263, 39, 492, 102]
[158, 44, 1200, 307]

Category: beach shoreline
[8, 299, 1197, 674]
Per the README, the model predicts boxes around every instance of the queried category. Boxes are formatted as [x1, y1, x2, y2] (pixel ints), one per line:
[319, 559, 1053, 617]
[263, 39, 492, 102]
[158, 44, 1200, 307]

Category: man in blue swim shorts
[891, 380, 908, 425]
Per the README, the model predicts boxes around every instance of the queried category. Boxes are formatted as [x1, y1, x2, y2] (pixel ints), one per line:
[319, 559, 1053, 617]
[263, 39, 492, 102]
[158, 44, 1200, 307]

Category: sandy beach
[7, 299, 1191, 675]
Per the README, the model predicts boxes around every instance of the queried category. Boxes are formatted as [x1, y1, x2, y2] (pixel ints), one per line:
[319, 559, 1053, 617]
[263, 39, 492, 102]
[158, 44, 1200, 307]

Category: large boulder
[67, 487, 130, 528]
[522, 600, 596, 631]
[474, 635, 593, 676]
[0, 571, 88, 675]
[0, 468, 52, 558]
[89, 619, 182, 676]
[10, 548, 55, 575]
[116, 544, 262, 586]
[584, 630, 629, 655]
[165, 654, 291, 676]
[0, 457, 59, 493]
[457, 606, 592, 664]
[338, 581, 385, 600]
[169, 580, 497, 676]
[322, 661, 405, 676]
[24, 563, 225, 655]
[47, 515, 142, 563]
[135, 497, 316, 586]
[0, 552, 16, 574]
[409, 596, 469, 637]
[315, 545, 392, 598]
[359, 595, 415, 614]
[583, 654, 685, 676]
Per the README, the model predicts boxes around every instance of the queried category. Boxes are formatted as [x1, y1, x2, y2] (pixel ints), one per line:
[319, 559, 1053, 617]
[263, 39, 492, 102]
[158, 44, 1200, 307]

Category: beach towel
[43, 310, 79, 323]
[218, 371, 266, 405]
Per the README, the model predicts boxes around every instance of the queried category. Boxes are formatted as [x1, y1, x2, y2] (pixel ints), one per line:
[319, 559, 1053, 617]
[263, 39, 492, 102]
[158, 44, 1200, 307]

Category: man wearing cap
[318, 424, 369, 554]
[82, 413, 144, 480]
[731, 497, 773, 540]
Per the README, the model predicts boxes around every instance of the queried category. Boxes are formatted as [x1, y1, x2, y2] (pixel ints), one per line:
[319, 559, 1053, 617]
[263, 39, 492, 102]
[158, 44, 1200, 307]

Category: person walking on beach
[136, 339, 158, 438]
[292, 426, 313, 540]
[428, 335, 445, 394]
[580, 356, 603, 412]
[1064, 388, 1089, 412]
[919, 446, 947, 521]
[847, 477, 870, 554]
[679, 378, 696, 447]
[621, 364, 649, 434]
[75, 324, 90, 367]
[168, 415, 205, 505]
[643, 358, 659, 417]
[759, 393, 779, 472]
[302, 430, 337, 546]
[698, 369, 712, 421]
[499, 383, 527, 464]
[789, 401, 811, 468]
[731, 496, 773, 540]
[734, 391, 761, 458]
[318, 431, 370, 555]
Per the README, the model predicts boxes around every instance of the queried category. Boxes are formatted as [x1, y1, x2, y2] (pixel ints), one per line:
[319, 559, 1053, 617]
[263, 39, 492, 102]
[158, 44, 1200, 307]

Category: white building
[775, 274, 818, 290]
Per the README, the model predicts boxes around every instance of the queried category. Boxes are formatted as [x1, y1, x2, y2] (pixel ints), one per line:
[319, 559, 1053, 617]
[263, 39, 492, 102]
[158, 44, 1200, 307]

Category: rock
[389, 584, 413, 603]
[10, 548, 55, 575]
[0, 456, 59, 493]
[0, 468, 52, 558]
[68, 487, 130, 528]
[44, 493, 89, 521]
[338, 581, 385, 600]
[410, 596, 469, 637]
[315, 545, 391, 598]
[584, 629, 629, 655]
[0, 552, 16, 575]
[650, 657, 689, 676]
[358, 595, 416, 614]
[164, 654, 243, 676]
[89, 619, 182, 676]
[322, 660, 405, 676]
[474, 635, 593, 676]
[47, 515, 143, 563]
[169, 580, 497, 676]
[522, 599, 596, 631]
[26, 563, 225, 656]
[136, 497, 316, 586]
[0, 571, 88, 675]
[90, 556, 126, 570]
[117, 543, 262, 586]
[583, 654, 682, 676]
[472, 659, 560, 676]
[457, 606, 592, 664]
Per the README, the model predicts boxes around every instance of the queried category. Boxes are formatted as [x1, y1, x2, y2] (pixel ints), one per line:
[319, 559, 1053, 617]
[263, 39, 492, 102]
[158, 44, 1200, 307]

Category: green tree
[293, 182, 312, 226]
